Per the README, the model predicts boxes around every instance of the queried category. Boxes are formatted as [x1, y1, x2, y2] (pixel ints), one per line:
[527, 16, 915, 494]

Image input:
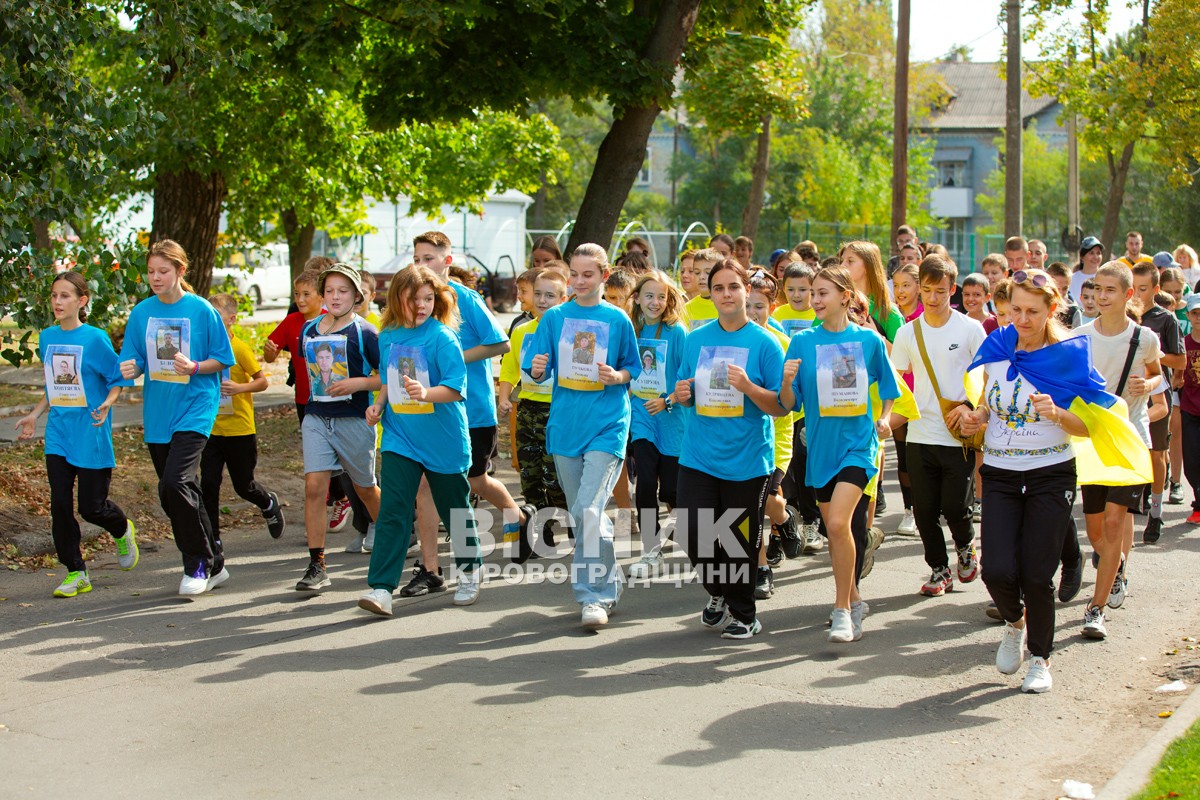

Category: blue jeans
[554, 451, 623, 608]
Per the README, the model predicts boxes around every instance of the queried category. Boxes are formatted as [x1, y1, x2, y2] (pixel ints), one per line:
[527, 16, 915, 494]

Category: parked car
[372, 252, 518, 312]
[211, 245, 293, 307]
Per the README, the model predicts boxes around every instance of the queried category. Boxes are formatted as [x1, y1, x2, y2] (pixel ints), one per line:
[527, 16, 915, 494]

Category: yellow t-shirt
[499, 318, 552, 404]
[212, 336, 261, 437]
[683, 295, 717, 331]
[767, 326, 795, 473]
[771, 304, 817, 338]
[364, 311, 382, 330]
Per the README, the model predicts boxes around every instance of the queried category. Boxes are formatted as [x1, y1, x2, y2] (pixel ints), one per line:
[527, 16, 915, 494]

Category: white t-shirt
[1069, 269, 1098, 304]
[979, 359, 1074, 470]
[891, 313, 987, 447]
[1071, 319, 1161, 447]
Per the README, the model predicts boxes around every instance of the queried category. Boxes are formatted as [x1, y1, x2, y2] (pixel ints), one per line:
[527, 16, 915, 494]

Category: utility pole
[891, 0, 910, 253]
[1004, 0, 1023, 237]
[1066, 43, 1080, 252]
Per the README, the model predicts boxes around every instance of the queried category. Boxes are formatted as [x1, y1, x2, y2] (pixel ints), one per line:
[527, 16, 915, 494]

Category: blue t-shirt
[785, 323, 901, 488]
[449, 281, 508, 429]
[119, 294, 234, 444]
[300, 315, 380, 418]
[522, 300, 642, 458]
[678, 320, 783, 481]
[629, 320, 688, 457]
[40, 323, 133, 469]
[379, 318, 470, 474]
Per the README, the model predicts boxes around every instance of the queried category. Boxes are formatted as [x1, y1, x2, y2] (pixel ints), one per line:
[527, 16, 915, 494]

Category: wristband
[663, 395, 673, 412]
[192, 361, 201, 376]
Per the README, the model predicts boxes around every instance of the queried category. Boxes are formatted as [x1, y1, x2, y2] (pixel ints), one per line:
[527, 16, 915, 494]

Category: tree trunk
[566, 0, 702, 254]
[32, 219, 51, 251]
[1100, 141, 1136, 255]
[741, 114, 772, 241]
[281, 207, 315, 280]
[151, 168, 227, 296]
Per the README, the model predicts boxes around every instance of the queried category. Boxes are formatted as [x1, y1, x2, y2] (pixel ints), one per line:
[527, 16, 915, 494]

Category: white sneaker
[453, 569, 481, 606]
[179, 571, 209, 596]
[850, 600, 868, 640]
[897, 510, 917, 536]
[1082, 605, 1107, 639]
[363, 523, 376, 553]
[628, 548, 664, 579]
[1021, 657, 1053, 693]
[829, 608, 855, 643]
[581, 602, 609, 628]
[206, 567, 230, 592]
[801, 523, 824, 553]
[996, 621, 1026, 675]
[358, 588, 393, 616]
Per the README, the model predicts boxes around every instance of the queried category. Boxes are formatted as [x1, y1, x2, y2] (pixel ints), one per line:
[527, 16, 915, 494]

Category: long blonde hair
[839, 240, 891, 320]
[630, 270, 686, 333]
[380, 265, 459, 330]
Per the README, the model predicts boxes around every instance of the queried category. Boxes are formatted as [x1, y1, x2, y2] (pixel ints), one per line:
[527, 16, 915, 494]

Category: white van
[211, 244, 293, 307]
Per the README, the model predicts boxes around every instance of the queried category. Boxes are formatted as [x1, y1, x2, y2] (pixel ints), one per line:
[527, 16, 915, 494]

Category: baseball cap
[1152, 251, 1180, 270]
[769, 248, 788, 267]
[1079, 236, 1103, 255]
[1186, 293, 1200, 313]
[318, 262, 365, 304]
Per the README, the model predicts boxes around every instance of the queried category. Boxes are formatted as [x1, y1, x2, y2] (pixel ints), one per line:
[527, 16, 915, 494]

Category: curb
[1097, 683, 1200, 799]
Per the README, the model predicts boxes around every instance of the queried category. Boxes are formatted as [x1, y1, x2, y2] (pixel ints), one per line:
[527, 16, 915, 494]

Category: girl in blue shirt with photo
[779, 265, 900, 644]
[357, 266, 483, 616]
[16, 272, 137, 598]
[119, 240, 235, 597]
[674, 259, 785, 640]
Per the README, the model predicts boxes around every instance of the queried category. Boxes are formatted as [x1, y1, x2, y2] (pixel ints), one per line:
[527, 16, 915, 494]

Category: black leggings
[980, 458, 1077, 659]
[46, 455, 127, 572]
[676, 465, 769, 625]
[200, 433, 274, 536]
[781, 418, 820, 523]
[148, 431, 222, 576]
[631, 438, 678, 547]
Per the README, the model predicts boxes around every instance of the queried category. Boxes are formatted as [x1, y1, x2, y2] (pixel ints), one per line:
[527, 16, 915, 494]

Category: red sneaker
[328, 498, 352, 532]
[1187, 510, 1200, 525]
[920, 567, 954, 597]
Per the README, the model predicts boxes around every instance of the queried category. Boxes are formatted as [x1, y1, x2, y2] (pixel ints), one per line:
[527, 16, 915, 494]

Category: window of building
[939, 161, 965, 187]
[637, 148, 652, 186]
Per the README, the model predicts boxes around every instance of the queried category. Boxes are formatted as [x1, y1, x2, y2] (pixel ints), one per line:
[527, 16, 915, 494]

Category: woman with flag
[959, 268, 1151, 694]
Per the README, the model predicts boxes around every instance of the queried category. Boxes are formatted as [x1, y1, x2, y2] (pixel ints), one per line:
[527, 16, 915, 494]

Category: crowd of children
[24, 226, 1200, 695]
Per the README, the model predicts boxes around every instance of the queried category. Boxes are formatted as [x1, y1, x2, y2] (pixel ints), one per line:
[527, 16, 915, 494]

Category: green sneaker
[53, 571, 92, 598]
[115, 519, 139, 570]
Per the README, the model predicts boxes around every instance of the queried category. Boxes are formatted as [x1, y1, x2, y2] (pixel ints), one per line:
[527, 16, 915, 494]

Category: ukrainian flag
[969, 326, 1151, 486]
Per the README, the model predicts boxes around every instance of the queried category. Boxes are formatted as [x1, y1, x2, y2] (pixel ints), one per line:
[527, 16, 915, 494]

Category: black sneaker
[766, 535, 783, 566]
[399, 564, 446, 597]
[295, 560, 330, 591]
[542, 519, 557, 549]
[1058, 560, 1083, 603]
[263, 491, 286, 539]
[1143, 515, 1163, 544]
[778, 506, 802, 559]
[875, 492, 887, 514]
[510, 504, 539, 565]
[754, 566, 774, 599]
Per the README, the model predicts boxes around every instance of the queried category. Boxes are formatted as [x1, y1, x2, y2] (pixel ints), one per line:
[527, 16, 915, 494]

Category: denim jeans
[553, 451, 624, 608]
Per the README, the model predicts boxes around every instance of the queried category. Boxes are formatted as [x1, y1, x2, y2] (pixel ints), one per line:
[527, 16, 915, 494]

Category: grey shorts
[301, 413, 377, 487]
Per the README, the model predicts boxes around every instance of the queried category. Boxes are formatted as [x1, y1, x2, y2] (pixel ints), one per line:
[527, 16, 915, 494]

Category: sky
[898, 0, 1145, 63]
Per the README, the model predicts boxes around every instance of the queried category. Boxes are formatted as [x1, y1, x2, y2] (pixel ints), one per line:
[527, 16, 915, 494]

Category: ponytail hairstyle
[570, 242, 611, 274]
[813, 265, 869, 327]
[51, 271, 90, 323]
[838, 240, 892, 320]
[381, 265, 459, 330]
[630, 269, 686, 333]
[148, 239, 193, 293]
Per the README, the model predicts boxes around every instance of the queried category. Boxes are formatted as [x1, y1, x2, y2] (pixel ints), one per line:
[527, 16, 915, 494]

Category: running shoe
[294, 560, 330, 591]
[721, 618, 762, 639]
[1189, 510, 1200, 525]
[1107, 558, 1127, 609]
[115, 520, 139, 570]
[581, 602, 608, 628]
[1082, 605, 1107, 639]
[399, 564, 445, 597]
[1143, 516, 1163, 544]
[701, 596, 731, 629]
[765, 535, 783, 566]
[850, 599, 868, 640]
[919, 566, 953, 597]
[1169, 482, 1184, 505]
[897, 510, 917, 536]
[801, 522, 824, 554]
[327, 498, 351, 532]
[358, 588, 393, 616]
[53, 570, 92, 598]
[1058, 561, 1083, 603]
[363, 522, 375, 553]
[1021, 657, 1053, 693]
[629, 548, 664, 579]
[453, 569, 481, 606]
[778, 506, 802, 559]
[206, 567, 230, 591]
[971, 500, 982, 523]
[180, 566, 209, 596]
[263, 492, 285, 539]
[996, 621, 1026, 675]
[956, 543, 980, 583]
[829, 608, 855, 643]
[859, 526, 885, 580]
[754, 566, 774, 599]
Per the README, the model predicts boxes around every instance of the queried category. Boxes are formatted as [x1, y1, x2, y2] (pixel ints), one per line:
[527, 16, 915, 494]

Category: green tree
[976, 128, 1068, 240]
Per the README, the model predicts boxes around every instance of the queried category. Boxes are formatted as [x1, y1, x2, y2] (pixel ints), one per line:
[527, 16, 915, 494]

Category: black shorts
[1149, 414, 1170, 451]
[468, 426, 497, 478]
[816, 466, 870, 504]
[767, 467, 785, 495]
[1081, 483, 1147, 515]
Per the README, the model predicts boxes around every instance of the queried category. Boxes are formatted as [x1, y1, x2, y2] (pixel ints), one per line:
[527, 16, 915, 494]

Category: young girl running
[16, 272, 137, 597]
[779, 266, 900, 643]
[890, 262, 923, 535]
[525, 243, 642, 628]
[673, 259, 784, 639]
[118, 240, 235, 596]
[626, 270, 689, 579]
[357, 266, 482, 615]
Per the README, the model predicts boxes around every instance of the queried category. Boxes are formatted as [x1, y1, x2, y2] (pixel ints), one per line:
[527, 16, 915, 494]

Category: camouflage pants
[516, 401, 568, 512]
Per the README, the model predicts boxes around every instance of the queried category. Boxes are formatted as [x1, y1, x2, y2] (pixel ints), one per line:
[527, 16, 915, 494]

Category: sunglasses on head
[1012, 270, 1048, 288]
